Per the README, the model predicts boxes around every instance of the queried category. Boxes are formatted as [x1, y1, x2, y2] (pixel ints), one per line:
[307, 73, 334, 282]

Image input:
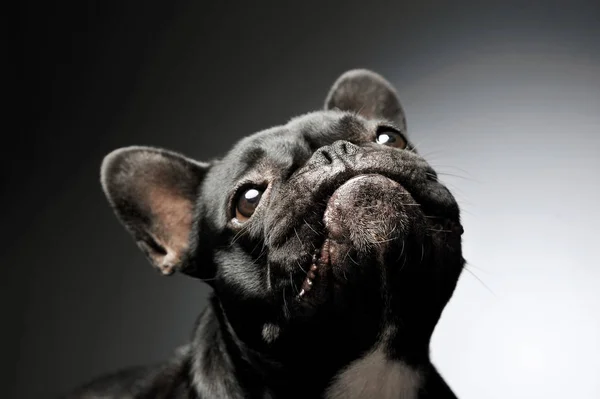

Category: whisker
[410, 140, 425, 152]
[464, 264, 496, 296]
[230, 224, 250, 246]
[385, 224, 398, 240]
[290, 272, 298, 295]
[282, 286, 290, 317]
[463, 261, 490, 274]
[427, 228, 453, 233]
[430, 164, 477, 179]
[420, 150, 447, 160]
[250, 247, 268, 266]
[304, 218, 320, 236]
[293, 227, 303, 246]
[250, 240, 264, 256]
[346, 250, 359, 266]
[358, 202, 420, 210]
[266, 261, 272, 291]
[296, 259, 307, 274]
[437, 172, 480, 184]
[397, 250, 408, 272]
[456, 204, 476, 217]
[371, 236, 397, 244]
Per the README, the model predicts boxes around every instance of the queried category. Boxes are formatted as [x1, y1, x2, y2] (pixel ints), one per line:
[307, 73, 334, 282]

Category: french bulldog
[66, 69, 465, 398]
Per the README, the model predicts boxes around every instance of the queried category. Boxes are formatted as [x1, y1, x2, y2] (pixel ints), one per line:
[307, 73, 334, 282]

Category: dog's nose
[311, 140, 360, 165]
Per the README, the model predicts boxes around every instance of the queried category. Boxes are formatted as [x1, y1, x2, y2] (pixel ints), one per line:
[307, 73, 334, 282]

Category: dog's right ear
[325, 69, 407, 131]
[101, 146, 209, 276]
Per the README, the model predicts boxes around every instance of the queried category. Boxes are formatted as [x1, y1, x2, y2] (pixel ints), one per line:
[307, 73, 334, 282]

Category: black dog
[66, 69, 465, 398]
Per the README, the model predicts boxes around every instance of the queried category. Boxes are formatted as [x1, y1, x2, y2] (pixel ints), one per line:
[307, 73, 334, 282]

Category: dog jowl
[67, 70, 465, 398]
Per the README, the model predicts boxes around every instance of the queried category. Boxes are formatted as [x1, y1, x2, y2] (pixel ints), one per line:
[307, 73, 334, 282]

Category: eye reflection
[235, 187, 263, 221]
[376, 129, 407, 149]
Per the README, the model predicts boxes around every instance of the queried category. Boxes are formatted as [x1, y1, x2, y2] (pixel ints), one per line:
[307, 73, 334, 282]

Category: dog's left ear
[325, 69, 407, 131]
[101, 146, 209, 276]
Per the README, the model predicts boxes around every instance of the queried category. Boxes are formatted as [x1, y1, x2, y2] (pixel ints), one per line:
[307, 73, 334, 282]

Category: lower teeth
[298, 264, 318, 298]
[298, 242, 326, 299]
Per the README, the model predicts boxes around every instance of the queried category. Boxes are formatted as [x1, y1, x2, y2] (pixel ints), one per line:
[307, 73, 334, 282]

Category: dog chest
[325, 347, 422, 399]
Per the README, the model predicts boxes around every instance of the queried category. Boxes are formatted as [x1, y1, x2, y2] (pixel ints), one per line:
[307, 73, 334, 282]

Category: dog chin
[295, 174, 417, 302]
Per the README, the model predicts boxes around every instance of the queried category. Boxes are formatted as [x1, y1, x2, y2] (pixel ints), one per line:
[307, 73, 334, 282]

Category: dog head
[101, 70, 464, 362]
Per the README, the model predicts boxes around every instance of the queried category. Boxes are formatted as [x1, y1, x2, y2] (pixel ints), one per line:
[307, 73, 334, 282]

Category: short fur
[65, 69, 465, 398]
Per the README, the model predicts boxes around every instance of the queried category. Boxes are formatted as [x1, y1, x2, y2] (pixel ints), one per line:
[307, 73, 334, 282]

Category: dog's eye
[375, 128, 407, 149]
[235, 187, 263, 221]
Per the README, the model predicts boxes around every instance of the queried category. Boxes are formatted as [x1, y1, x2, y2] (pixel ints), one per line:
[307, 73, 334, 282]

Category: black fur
[65, 69, 465, 398]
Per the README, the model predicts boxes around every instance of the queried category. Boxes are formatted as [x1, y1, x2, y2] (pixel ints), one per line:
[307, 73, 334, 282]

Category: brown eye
[376, 129, 407, 149]
[235, 187, 263, 221]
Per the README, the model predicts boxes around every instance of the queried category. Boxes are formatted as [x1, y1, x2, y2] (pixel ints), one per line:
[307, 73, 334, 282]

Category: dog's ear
[325, 69, 407, 131]
[101, 146, 209, 276]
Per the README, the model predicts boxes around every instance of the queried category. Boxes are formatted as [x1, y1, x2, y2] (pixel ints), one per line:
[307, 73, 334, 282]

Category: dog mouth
[296, 174, 411, 300]
[293, 173, 463, 302]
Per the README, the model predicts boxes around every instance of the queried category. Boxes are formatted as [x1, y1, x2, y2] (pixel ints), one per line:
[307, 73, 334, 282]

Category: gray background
[8, 1, 599, 398]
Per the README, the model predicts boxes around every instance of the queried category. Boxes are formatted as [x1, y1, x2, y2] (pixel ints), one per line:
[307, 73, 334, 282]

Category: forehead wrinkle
[233, 146, 267, 182]
[332, 113, 369, 141]
[232, 133, 310, 185]
[270, 138, 310, 170]
[297, 112, 369, 149]
[228, 112, 372, 186]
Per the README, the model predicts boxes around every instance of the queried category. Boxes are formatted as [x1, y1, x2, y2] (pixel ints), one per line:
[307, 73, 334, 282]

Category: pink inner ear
[146, 186, 194, 274]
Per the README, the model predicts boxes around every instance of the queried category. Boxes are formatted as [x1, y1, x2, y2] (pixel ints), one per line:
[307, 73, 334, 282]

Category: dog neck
[189, 296, 457, 399]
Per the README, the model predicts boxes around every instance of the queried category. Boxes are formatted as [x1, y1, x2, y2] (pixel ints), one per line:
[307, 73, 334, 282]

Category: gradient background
[8, 1, 600, 398]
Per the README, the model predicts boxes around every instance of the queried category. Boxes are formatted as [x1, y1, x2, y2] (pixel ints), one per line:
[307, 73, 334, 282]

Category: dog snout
[310, 140, 360, 166]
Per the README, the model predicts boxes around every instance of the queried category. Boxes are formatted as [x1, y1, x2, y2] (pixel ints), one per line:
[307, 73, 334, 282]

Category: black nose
[310, 140, 360, 166]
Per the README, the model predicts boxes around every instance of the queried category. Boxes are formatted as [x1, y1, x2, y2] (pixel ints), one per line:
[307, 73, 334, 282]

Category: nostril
[339, 142, 349, 154]
[333, 140, 358, 156]
[320, 149, 333, 164]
